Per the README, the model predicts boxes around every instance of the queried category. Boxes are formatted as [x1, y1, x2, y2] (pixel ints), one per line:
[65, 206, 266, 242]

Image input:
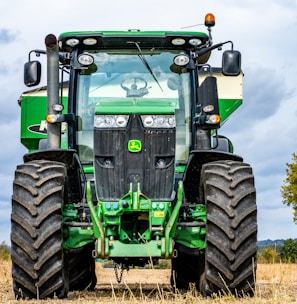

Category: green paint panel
[219, 98, 242, 124]
[19, 91, 68, 151]
[104, 239, 166, 257]
[63, 227, 94, 249]
[174, 204, 206, 250]
[20, 94, 47, 150]
[83, 165, 95, 174]
[95, 98, 176, 115]
[175, 226, 206, 249]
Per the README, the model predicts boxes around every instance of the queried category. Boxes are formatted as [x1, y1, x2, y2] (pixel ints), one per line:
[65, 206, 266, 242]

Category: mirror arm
[196, 40, 233, 57]
[28, 49, 46, 62]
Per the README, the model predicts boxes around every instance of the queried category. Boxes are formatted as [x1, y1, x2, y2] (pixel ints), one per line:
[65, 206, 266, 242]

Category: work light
[94, 115, 129, 128]
[141, 115, 175, 128]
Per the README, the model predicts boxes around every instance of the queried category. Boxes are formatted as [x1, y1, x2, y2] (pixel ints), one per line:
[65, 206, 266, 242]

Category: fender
[24, 148, 78, 169]
[24, 148, 83, 204]
[183, 150, 243, 203]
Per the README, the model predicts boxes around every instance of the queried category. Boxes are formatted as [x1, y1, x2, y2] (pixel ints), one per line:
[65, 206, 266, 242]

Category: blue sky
[1, 0, 297, 243]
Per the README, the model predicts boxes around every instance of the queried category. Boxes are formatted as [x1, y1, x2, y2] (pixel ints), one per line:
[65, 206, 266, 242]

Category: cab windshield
[76, 49, 192, 164]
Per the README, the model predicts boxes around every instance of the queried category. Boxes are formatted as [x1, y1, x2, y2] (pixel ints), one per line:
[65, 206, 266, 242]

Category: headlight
[65, 38, 79, 47]
[78, 53, 94, 66]
[94, 115, 129, 128]
[173, 54, 190, 67]
[83, 38, 97, 45]
[189, 38, 202, 47]
[141, 115, 176, 128]
[171, 38, 186, 46]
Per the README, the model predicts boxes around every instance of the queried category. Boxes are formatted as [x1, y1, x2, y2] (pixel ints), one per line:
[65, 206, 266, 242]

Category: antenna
[181, 23, 203, 29]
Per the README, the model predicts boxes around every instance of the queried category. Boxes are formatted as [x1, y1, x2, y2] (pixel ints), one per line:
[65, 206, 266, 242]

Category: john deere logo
[128, 139, 142, 152]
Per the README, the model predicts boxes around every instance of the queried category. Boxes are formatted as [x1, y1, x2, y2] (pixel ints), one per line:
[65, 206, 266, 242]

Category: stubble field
[1, 261, 296, 303]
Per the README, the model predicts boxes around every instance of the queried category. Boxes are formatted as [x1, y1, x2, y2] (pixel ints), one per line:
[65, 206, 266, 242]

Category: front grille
[94, 114, 175, 201]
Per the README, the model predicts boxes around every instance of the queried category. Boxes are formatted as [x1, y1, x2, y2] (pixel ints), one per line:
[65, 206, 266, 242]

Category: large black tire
[68, 244, 97, 291]
[199, 160, 257, 297]
[11, 160, 69, 299]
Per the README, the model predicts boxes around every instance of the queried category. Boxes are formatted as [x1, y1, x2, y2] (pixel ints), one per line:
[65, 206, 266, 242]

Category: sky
[1, 0, 297, 243]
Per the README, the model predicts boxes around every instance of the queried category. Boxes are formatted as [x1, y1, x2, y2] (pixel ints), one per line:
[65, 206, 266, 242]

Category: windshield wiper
[134, 42, 163, 92]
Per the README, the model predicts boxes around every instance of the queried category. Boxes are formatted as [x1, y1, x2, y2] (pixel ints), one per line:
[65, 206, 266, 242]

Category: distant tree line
[258, 238, 297, 263]
[1, 239, 297, 263]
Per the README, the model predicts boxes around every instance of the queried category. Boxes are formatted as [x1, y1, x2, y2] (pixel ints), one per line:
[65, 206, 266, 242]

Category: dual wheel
[171, 160, 257, 297]
[11, 160, 96, 299]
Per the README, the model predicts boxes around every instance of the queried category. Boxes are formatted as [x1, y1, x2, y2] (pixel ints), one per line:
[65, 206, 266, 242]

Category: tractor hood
[94, 98, 176, 115]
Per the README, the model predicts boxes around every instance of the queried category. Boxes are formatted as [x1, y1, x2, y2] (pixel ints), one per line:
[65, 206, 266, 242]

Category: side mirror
[24, 60, 41, 87]
[222, 50, 241, 76]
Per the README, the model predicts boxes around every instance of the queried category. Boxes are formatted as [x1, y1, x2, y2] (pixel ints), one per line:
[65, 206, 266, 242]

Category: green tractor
[11, 13, 257, 299]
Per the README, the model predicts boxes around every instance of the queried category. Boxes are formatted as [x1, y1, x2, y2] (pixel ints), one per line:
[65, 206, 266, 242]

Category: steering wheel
[121, 77, 149, 97]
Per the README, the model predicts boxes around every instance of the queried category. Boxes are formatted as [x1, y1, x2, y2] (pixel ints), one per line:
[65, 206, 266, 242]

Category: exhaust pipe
[45, 34, 61, 149]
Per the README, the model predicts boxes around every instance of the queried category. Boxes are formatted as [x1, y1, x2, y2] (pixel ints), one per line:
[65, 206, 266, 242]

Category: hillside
[258, 238, 297, 252]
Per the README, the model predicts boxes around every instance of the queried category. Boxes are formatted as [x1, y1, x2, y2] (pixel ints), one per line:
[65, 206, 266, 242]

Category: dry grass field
[1, 261, 296, 304]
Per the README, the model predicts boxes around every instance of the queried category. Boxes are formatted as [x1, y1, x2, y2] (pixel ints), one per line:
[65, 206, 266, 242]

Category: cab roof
[58, 30, 209, 51]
